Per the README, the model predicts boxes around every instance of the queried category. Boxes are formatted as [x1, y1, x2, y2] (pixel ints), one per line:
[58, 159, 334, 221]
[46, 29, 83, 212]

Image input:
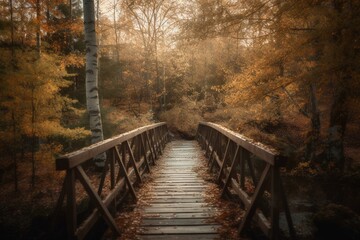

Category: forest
[0, 0, 359, 239]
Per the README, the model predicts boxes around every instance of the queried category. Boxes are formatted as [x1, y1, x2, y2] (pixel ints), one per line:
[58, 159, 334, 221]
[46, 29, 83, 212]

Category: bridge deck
[136, 140, 220, 239]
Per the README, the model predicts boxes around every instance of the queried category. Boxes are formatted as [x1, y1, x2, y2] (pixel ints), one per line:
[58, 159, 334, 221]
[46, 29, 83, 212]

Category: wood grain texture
[136, 140, 221, 239]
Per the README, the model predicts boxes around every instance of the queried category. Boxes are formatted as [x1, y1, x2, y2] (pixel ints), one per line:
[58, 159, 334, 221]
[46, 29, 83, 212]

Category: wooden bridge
[53, 122, 296, 239]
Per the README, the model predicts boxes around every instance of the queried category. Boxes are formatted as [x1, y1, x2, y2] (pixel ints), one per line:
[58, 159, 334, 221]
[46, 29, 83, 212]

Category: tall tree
[83, 0, 106, 167]
[124, 0, 179, 113]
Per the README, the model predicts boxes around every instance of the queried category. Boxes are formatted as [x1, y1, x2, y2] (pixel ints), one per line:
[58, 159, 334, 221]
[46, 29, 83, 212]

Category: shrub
[160, 104, 202, 139]
[313, 203, 360, 240]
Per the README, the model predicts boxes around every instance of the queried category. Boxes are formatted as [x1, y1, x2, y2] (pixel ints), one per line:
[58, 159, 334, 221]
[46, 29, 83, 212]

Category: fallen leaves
[193, 148, 246, 240]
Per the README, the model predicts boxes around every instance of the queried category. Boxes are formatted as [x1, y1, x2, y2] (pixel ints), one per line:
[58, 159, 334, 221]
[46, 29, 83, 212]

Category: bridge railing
[54, 122, 168, 239]
[197, 122, 296, 240]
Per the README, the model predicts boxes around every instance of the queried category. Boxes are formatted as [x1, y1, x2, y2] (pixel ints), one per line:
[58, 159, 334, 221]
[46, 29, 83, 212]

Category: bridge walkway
[134, 140, 220, 239]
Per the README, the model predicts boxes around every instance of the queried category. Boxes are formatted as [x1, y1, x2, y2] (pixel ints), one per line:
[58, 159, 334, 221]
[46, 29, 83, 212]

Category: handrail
[197, 122, 296, 240]
[56, 122, 166, 170]
[53, 122, 168, 239]
[198, 122, 285, 166]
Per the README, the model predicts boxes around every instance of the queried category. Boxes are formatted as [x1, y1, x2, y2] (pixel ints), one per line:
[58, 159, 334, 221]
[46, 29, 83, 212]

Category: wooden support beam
[126, 140, 142, 184]
[114, 146, 137, 201]
[140, 133, 151, 174]
[240, 149, 250, 189]
[221, 145, 240, 198]
[247, 156, 258, 186]
[110, 149, 116, 215]
[98, 156, 109, 196]
[148, 131, 158, 160]
[75, 166, 121, 237]
[146, 131, 156, 164]
[205, 130, 213, 157]
[155, 128, 163, 155]
[217, 138, 230, 183]
[239, 164, 270, 235]
[208, 132, 218, 166]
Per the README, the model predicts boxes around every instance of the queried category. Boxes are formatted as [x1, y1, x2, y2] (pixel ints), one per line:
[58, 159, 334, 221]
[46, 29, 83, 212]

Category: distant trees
[123, 0, 180, 113]
[0, 0, 89, 190]
[184, 0, 360, 172]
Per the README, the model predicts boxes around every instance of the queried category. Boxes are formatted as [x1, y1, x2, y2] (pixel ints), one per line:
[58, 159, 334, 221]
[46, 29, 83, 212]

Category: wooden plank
[144, 199, 206, 203]
[141, 218, 215, 226]
[143, 207, 216, 213]
[140, 225, 219, 235]
[151, 185, 206, 189]
[139, 234, 220, 240]
[146, 203, 208, 208]
[145, 195, 205, 199]
[142, 212, 214, 219]
[152, 180, 206, 183]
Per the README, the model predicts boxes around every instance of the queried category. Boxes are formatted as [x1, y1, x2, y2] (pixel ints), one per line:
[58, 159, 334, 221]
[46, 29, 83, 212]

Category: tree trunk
[10, 0, 15, 67]
[36, 0, 41, 56]
[31, 87, 36, 187]
[306, 83, 320, 163]
[11, 111, 18, 192]
[83, 0, 106, 167]
[325, 0, 353, 171]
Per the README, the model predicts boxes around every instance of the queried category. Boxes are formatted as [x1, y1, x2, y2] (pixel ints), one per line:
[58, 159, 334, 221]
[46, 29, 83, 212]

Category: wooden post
[270, 166, 280, 240]
[145, 132, 155, 164]
[140, 133, 151, 173]
[98, 156, 109, 195]
[114, 146, 137, 200]
[221, 145, 240, 197]
[240, 149, 249, 190]
[66, 169, 77, 239]
[239, 164, 270, 236]
[247, 156, 258, 186]
[205, 129, 213, 157]
[149, 130, 158, 160]
[155, 128, 163, 155]
[126, 140, 142, 183]
[110, 149, 116, 214]
[217, 138, 230, 183]
[208, 132, 219, 166]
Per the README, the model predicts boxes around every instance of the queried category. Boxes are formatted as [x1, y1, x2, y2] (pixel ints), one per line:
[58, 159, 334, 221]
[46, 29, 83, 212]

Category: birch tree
[83, 0, 106, 167]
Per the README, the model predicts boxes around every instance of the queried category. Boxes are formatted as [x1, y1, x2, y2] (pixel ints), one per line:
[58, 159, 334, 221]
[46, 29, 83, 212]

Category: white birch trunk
[83, 0, 105, 167]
